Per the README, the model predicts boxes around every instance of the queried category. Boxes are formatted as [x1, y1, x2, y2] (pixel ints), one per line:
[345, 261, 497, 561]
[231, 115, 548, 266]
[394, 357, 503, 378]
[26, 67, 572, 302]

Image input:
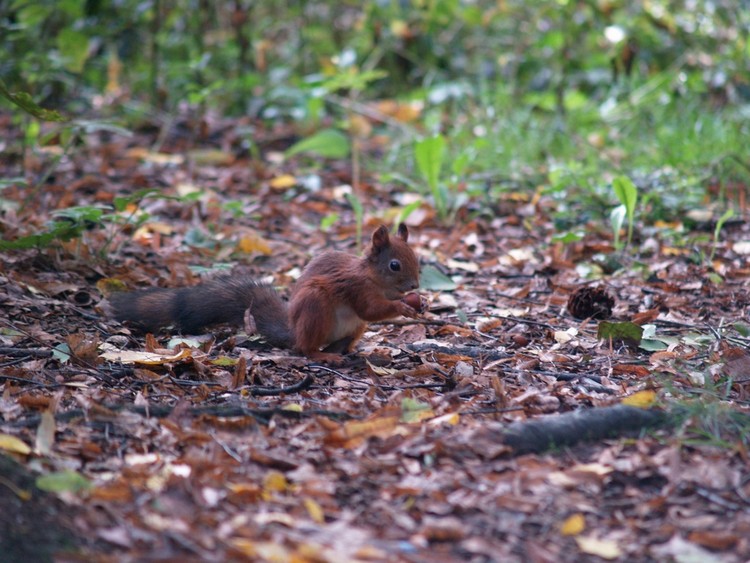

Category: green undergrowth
[378, 79, 748, 227]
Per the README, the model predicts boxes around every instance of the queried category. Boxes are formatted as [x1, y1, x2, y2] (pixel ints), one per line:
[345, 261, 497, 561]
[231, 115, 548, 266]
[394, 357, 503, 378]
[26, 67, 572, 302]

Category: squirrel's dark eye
[389, 259, 401, 272]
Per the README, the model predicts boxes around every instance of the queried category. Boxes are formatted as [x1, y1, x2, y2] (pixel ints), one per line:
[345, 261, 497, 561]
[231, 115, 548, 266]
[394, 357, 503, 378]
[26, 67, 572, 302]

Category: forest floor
[1, 112, 749, 562]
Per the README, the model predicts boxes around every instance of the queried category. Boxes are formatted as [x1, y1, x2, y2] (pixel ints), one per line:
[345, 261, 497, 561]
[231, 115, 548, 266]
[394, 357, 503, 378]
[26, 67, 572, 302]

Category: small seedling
[611, 175, 638, 249]
[710, 208, 734, 263]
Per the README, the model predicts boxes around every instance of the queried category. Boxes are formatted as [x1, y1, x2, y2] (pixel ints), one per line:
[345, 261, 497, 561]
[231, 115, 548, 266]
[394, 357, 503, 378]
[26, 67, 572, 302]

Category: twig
[0, 347, 53, 358]
[247, 372, 315, 396]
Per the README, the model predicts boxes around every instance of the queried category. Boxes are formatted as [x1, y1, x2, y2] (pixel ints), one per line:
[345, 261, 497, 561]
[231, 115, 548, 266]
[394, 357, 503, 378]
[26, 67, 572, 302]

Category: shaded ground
[1, 113, 749, 561]
[0, 454, 85, 562]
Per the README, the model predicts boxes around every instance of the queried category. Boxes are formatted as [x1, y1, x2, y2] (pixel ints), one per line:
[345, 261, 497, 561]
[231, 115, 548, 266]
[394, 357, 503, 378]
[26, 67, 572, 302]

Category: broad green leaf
[400, 398, 433, 423]
[612, 175, 638, 247]
[0, 233, 53, 250]
[285, 128, 350, 159]
[597, 321, 643, 346]
[715, 208, 734, 239]
[420, 264, 457, 291]
[613, 175, 638, 214]
[414, 134, 446, 194]
[640, 339, 668, 351]
[320, 213, 339, 231]
[36, 470, 91, 494]
[57, 29, 90, 73]
[551, 231, 584, 244]
[52, 343, 72, 363]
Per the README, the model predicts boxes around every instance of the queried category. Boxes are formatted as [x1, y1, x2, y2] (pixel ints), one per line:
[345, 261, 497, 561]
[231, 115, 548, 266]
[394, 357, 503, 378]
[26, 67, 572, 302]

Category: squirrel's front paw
[400, 293, 425, 316]
[396, 300, 418, 318]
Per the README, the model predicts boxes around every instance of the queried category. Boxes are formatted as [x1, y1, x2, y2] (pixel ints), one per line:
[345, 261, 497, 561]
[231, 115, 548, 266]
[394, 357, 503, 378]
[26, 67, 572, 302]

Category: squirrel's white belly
[330, 304, 365, 342]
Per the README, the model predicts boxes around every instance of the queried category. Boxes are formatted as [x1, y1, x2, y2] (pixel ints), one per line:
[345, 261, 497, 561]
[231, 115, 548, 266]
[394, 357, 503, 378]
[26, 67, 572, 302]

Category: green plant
[710, 208, 734, 263]
[0, 207, 101, 252]
[285, 128, 350, 160]
[611, 175, 638, 250]
[0, 189, 172, 257]
[414, 134, 450, 221]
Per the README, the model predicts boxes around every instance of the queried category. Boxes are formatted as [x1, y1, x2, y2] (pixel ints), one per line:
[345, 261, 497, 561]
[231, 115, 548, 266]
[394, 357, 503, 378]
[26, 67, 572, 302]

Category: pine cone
[567, 286, 615, 320]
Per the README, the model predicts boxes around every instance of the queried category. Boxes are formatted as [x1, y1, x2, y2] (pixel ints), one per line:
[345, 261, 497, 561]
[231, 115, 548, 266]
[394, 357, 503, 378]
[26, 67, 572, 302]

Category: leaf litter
[1, 115, 750, 561]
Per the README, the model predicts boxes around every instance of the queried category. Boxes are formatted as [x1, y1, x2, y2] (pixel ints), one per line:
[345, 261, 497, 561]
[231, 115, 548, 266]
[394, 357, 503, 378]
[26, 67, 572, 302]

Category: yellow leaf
[560, 513, 585, 536]
[236, 233, 272, 255]
[390, 19, 409, 38]
[654, 220, 682, 230]
[428, 412, 460, 426]
[372, 99, 423, 123]
[96, 277, 128, 297]
[144, 221, 176, 235]
[263, 471, 288, 493]
[106, 49, 122, 94]
[303, 497, 325, 523]
[0, 434, 32, 455]
[282, 404, 303, 413]
[125, 148, 183, 165]
[187, 148, 234, 166]
[348, 114, 372, 138]
[338, 416, 399, 442]
[662, 246, 690, 256]
[621, 390, 657, 409]
[269, 174, 297, 189]
[575, 536, 622, 560]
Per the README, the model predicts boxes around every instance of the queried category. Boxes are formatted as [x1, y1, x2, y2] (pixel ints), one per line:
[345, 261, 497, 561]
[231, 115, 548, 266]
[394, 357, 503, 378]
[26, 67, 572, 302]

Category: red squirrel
[109, 224, 421, 362]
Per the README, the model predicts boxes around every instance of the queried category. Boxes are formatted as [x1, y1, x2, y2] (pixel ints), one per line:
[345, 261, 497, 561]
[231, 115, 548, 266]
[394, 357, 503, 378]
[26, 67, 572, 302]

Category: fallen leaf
[400, 398, 433, 423]
[687, 530, 738, 551]
[236, 232, 272, 255]
[269, 174, 298, 189]
[98, 344, 192, 365]
[621, 390, 658, 408]
[263, 471, 288, 494]
[0, 434, 32, 455]
[187, 148, 235, 165]
[35, 409, 56, 456]
[560, 513, 585, 536]
[575, 536, 621, 560]
[303, 497, 325, 524]
[36, 470, 91, 494]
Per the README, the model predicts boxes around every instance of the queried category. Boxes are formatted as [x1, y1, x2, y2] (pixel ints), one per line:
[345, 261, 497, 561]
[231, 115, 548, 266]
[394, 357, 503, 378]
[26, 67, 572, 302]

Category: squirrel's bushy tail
[109, 277, 293, 348]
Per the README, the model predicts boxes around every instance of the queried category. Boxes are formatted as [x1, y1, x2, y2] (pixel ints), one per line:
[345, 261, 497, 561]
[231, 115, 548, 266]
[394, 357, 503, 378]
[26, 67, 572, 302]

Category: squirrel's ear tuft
[371, 225, 390, 249]
[396, 223, 409, 242]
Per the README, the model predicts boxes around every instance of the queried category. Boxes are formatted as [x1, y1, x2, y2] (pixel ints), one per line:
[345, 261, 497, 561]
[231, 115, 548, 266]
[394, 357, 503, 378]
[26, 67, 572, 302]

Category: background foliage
[1, 0, 749, 229]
